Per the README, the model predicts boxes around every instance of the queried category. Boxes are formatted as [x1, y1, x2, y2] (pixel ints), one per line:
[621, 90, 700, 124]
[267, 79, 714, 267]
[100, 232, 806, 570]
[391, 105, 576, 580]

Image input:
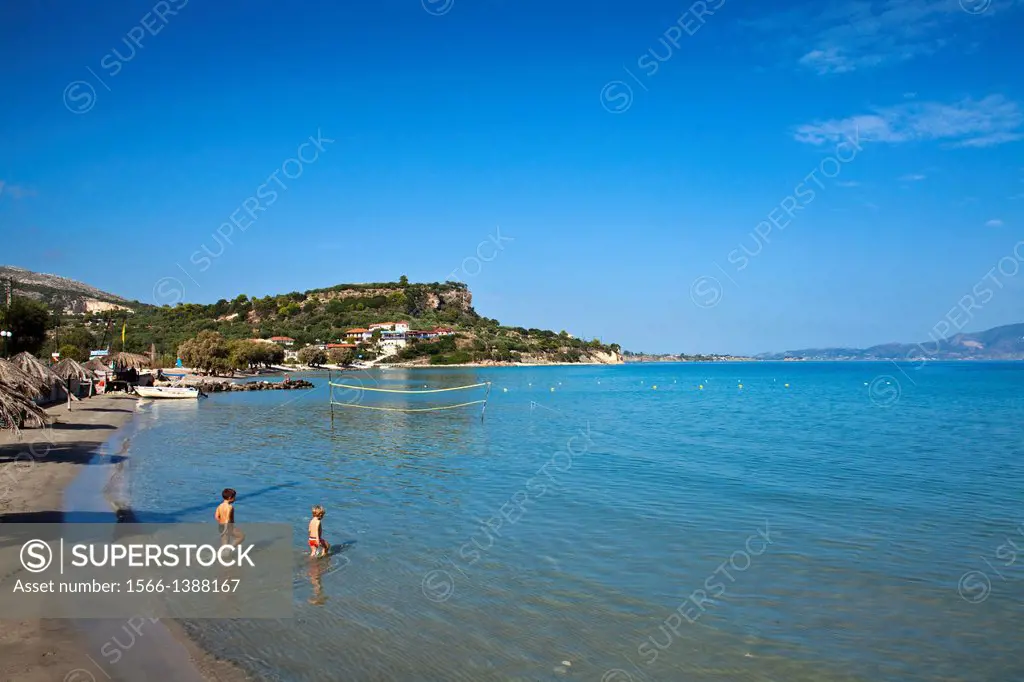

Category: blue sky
[1, 0, 1022, 354]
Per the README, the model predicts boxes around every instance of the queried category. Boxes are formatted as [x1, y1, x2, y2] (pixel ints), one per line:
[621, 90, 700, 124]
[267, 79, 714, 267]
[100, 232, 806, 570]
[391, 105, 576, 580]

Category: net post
[480, 382, 492, 421]
[328, 369, 335, 427]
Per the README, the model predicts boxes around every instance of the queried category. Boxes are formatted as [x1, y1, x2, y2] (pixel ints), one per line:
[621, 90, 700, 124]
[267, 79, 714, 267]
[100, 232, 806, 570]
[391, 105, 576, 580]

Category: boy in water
[308, 505, 330, 557]
[215, 488, 245, 547]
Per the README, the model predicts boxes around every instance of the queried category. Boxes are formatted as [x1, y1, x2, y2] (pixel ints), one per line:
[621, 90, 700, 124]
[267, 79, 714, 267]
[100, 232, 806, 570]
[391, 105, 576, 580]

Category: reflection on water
[126, 365, 1024, 681]
[306, 558, 327, 606]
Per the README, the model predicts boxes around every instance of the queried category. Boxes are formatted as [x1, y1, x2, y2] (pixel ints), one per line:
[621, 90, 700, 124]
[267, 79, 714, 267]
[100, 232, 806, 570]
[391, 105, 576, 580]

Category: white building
[379, 330, 407, 350]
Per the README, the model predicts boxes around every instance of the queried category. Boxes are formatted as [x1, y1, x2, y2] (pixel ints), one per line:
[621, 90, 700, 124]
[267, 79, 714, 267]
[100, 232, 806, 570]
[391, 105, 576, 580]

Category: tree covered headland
[15, 279, 620, 367]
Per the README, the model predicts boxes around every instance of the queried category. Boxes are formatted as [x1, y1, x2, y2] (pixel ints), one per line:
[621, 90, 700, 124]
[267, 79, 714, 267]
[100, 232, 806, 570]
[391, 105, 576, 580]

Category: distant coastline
[378, 360, 622, 368]
[623, 354, 756, 363]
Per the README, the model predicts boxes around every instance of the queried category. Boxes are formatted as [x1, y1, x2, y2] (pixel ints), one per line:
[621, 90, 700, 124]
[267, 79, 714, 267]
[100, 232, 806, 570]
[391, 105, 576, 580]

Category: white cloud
[752, 0, 1021, 74]
[793, 95, 1024, 148]
[836, 180, 861, 187]
[899, 173, 927, 181]
[985, 219, 1004, 227]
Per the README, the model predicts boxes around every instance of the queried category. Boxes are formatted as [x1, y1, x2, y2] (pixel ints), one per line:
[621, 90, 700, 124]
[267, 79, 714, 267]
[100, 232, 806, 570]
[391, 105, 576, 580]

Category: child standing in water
[215, 488, 244, 547]
[308, 505, 330, 557]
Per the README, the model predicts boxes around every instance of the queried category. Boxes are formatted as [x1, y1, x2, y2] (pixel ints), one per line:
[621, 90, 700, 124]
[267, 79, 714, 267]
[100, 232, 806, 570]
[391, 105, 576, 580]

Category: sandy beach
[0, 396, 247, 682]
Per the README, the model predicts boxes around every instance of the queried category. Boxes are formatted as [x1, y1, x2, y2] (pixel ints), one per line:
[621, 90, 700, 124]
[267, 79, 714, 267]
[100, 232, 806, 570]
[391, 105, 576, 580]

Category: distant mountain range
[757, 323, 1024, 361]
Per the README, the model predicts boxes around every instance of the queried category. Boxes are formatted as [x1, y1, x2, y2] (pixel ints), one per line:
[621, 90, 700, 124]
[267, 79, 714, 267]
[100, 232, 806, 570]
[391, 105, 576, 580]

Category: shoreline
[367, 361, 624, 369]
[0, 396, 248, 682]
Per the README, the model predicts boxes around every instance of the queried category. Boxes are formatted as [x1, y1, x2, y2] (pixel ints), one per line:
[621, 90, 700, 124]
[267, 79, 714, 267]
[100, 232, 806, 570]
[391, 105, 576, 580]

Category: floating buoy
[550, 387, 555, 392]
[502, 387, 508, 392]
[698, 384, 704, 390]
[738, 384, 743, 389]
[652, 385, 657, 390]
[784, 383, 789, 388]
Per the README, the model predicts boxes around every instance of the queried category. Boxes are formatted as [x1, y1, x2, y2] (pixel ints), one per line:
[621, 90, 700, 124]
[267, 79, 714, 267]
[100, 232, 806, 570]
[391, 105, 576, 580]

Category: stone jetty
[161, 378, 315, 393]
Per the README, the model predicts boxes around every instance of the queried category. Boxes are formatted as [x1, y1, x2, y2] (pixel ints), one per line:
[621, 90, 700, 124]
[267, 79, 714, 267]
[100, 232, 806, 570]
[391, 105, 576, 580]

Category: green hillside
[68, 279, 621, 366]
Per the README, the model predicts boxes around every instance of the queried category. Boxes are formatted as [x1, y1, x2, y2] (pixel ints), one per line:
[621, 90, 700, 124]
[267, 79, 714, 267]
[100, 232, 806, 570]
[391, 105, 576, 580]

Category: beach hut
[10, 351, 63, 403]
[0, 381, 48, 434]
[52, 358, 95, 408]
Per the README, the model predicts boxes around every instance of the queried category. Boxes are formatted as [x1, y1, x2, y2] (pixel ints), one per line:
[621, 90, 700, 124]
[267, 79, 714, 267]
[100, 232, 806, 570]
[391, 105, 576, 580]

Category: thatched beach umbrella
[0, 381, 48, 433]
[0, 358, 49, 397]
[53, 358, 94, 408]
[53, 358, 94, 382]
[105, 352, 151, 369]
[84, 357, 110, 374]
[10, 352, 62, 393]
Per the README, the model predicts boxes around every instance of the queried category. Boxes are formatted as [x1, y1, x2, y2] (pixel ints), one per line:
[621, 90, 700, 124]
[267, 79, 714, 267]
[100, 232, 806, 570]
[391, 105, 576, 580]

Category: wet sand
[0, 395, 248, 682]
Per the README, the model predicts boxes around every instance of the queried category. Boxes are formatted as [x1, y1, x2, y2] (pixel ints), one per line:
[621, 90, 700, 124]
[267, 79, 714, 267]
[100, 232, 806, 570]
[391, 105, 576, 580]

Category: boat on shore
[134, 385, 202, 399]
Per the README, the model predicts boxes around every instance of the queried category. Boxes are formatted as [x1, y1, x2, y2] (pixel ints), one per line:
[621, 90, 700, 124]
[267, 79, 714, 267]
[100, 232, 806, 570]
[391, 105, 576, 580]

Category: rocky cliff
[307, 284, 473, 315]
[0, 265, 132, 314]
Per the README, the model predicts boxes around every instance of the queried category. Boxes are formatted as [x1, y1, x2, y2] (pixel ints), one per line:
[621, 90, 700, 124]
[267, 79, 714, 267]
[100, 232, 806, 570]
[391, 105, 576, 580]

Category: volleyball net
[328, 378, 492, 417]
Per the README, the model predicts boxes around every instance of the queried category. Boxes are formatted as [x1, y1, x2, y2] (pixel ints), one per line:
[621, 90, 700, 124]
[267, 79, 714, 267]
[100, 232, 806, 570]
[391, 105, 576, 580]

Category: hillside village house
[269, 336, 295, 347]
[332, 324, 457, 356]
[313, 342, 358, 351]
[344, 328, 373, 342]
[368, 321, 410, 333]
[379, 329, 407, 352]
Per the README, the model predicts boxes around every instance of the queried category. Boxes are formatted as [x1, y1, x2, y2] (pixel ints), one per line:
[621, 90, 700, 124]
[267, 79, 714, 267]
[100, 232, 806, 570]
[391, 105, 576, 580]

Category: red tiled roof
[345, 328, 369, 333]
[269, 336, 294, 341]
[327, 343, 357, 348]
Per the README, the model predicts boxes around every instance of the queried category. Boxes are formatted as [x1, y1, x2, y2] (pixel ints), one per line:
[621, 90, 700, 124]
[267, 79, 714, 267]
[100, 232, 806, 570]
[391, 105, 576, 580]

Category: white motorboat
[134, 385, 202, 399]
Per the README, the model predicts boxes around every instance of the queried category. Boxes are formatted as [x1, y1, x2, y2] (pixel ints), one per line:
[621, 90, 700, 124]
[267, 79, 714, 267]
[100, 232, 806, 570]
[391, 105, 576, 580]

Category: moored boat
[134, 385, 201, 399]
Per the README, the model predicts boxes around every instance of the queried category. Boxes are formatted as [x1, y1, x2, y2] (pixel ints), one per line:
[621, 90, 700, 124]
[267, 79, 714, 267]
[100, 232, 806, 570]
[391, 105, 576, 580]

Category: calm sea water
[122, 362, 1024, 681]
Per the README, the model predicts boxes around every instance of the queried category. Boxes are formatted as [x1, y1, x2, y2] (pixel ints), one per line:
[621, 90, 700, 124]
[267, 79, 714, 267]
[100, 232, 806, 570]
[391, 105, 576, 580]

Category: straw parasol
[105, 352, 151, 369]
[53, 358, 94, 382]
[10, 352, 62, 392]
[0, 381, 48, 434]
[84, 357, 110, 373]
[0, 358, 49, 396]
[53, 358, 95, 408]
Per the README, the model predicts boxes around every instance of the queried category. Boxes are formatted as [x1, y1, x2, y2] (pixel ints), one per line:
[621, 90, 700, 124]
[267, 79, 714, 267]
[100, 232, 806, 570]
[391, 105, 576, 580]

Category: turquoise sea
[121, 362, 1024, 681]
